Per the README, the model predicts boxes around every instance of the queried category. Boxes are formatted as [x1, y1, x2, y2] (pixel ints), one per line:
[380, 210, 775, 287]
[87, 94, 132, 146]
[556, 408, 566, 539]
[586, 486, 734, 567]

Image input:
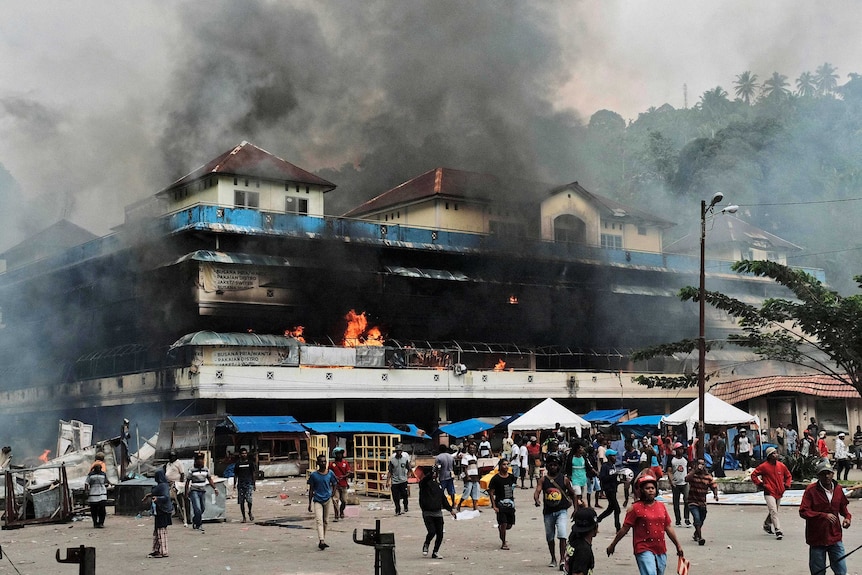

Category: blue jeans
[688, 504, 707, 527]
[809, 541, 846, 575]
[188, 490, 206, 529]
[543, 509, 568, 541]
[635, 550, 668, 575]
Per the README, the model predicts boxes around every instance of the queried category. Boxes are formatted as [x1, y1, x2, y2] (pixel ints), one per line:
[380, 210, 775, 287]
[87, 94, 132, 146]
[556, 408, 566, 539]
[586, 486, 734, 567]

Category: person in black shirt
[418, 464, 456, 559]
[488, 459, 518, 550]
[234, 448, 256, 523]
[565, 507, 598, 575]
[596, 449, 621, 531]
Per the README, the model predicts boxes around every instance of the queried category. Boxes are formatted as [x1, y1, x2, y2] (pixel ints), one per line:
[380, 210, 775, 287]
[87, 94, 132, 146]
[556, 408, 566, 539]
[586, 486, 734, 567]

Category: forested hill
[574, 66, 862, 295]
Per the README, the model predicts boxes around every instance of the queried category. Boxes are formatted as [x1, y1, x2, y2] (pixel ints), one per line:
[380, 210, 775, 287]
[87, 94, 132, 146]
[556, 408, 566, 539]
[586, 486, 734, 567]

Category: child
[565, 507, 598, 574]
[606, 474, 684, 575]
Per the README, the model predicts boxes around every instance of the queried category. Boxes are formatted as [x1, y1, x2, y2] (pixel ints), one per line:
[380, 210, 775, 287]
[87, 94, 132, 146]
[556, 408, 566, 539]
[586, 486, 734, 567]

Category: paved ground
[1, 473, 861, 575]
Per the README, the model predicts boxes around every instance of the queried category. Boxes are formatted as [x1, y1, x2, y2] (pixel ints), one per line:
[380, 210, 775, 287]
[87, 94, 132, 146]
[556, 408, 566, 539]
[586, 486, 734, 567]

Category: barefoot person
[488, 458, 517, 550]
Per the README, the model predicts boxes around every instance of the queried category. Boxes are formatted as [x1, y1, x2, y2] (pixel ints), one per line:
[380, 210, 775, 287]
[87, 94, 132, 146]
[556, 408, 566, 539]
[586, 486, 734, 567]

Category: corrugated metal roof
[170, 331, 300, 349]
[222, 415, 306, 434]
[158, 141, 335, 195]
[710, 374, 860, 404]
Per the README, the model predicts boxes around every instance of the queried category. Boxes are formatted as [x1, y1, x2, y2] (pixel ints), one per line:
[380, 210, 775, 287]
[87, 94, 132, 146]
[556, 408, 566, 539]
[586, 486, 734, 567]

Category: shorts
[688, 504, 707, 527]
[440, 477, 455, 497]
[543, 509, 568, 541]
[635, 550, 668, 575]
[496, 506, 516, 526]
[510, 464, 521, 479]
[572, 483, 584, 496]
[461, 481, 480, 502]
[587, 477, 600, 494]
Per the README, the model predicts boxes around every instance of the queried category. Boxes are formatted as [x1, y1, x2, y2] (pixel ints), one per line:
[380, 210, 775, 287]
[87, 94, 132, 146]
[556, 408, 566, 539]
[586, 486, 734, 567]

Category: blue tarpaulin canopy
[219, 415, 306, 434]
[616, 415, 665, 438]
[437, 416, 521, 438]
[302, 422, 428, 438]
[582, 409, 630, 424]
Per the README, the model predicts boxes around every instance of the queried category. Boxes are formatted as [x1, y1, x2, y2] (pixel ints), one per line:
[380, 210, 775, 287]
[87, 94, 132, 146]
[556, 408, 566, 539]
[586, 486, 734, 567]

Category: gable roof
[0, 219, 98, 268]
[664, 215, 802, 254]
[507, 398, 591, 436]
[343, 167, 544, 218]
[158, 141, 335, 196]
[547, 181, 676, 228]
[661, 392, 757, 427]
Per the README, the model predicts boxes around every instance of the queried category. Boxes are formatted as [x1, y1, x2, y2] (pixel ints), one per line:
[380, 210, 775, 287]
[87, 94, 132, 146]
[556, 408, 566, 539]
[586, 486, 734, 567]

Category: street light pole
[697, 198, 708, 460]
[697, 192, 736, 460]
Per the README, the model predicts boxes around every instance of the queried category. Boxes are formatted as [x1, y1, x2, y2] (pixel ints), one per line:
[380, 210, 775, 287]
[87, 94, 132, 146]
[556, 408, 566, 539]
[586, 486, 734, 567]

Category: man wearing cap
[833, 432, 851, 481]
[328, 447, 353, 521]
[565, 507, 598, 575]
[751, 446, 793, 540]
[800, 459, 852, 575]
[607, 473, 685, 575]
[669, 442, 690, 528]
[387, 444, 413, 516]
[597, 449, 622, 532]
[534, 453, 578, 569]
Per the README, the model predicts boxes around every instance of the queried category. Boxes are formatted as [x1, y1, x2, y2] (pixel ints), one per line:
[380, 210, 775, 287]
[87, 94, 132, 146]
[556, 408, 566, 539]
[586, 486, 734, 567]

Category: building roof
[547, 181, 676, 228]
[710, 374, 859, 404]
[664, 215, 803, 254]
[0, 219, 98, 269]
[158, 141, 335, 196]
[342, 167, 543, 218]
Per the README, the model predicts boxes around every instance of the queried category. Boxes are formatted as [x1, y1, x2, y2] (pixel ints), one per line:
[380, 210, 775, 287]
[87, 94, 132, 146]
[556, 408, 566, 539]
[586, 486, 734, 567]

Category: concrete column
[435, 399, 448, 423]
[334, 399, 345, 422]
[215, 399, 226, 415]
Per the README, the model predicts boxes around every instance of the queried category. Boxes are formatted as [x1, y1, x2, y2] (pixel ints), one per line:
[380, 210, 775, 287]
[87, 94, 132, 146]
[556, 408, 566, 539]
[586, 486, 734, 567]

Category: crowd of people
[96, 420, 855, 574]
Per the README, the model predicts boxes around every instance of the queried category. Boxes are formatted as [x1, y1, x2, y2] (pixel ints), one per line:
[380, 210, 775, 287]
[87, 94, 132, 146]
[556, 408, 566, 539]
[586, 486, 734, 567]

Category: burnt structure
[0, 143, 825, 450]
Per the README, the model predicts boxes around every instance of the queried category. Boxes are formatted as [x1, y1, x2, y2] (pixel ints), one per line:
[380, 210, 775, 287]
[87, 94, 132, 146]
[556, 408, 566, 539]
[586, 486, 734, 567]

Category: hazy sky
[1, 1, 860, 247]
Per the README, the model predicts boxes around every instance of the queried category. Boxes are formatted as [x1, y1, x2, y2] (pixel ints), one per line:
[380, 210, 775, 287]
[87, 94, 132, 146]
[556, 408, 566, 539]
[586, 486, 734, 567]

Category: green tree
[815, 62, 839, 96]
[632, 261, 862, 395]
[795, 71, 816, 98]
[734, 71, 759, 105]
[760, 72, 791, 101]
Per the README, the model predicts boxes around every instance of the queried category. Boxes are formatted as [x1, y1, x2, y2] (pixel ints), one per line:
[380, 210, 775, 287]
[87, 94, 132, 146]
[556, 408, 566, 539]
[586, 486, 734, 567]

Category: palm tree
[815, 62, 839, 96]
[761, 72, 791, 101]
[734, 71, 759, 105]
[795, 71, 816, 98]
[698, 86, 730, 120]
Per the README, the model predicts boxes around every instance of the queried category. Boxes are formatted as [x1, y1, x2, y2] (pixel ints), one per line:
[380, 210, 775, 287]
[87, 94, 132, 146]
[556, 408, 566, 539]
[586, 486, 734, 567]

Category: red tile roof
[158, 141, 335, 195]
[710, 374, 859, 404]
[343, 169, 674, 227]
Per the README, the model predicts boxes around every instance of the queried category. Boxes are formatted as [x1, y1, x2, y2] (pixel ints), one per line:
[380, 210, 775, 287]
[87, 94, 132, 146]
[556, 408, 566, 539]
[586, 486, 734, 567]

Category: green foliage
[635, 260, 862, 395]
[782, 453, 822, 481]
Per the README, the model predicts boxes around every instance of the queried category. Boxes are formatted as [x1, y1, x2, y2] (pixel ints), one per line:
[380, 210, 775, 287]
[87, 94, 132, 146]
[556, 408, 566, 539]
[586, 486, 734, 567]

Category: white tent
[507, 398, 591, 437]
[662, 392, 758, 439]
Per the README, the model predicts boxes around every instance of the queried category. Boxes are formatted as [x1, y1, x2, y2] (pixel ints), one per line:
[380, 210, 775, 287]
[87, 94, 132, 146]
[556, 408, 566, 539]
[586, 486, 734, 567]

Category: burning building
[0, 142, 827, 450]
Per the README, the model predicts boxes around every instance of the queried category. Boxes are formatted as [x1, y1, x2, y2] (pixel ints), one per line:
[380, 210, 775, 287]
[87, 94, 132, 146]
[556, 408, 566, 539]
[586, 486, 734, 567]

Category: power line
[738, 197, 862, 207]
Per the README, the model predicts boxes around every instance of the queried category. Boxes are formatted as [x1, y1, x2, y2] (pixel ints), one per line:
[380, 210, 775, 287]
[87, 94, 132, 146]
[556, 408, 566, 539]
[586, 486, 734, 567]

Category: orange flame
[285, 326, 306, 343]
[341, 310, 384, 347]
[493, 359, 506, 371]
[38, 449, 51, 463]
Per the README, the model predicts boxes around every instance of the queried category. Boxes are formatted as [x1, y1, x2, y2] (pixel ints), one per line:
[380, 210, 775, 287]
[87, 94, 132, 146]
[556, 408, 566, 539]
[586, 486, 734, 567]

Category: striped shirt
[686, 471, 715, 506]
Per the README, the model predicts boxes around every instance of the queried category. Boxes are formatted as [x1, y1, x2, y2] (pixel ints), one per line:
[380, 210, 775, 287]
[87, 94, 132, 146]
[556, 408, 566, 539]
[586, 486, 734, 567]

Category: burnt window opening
[235, 190, 260, 208]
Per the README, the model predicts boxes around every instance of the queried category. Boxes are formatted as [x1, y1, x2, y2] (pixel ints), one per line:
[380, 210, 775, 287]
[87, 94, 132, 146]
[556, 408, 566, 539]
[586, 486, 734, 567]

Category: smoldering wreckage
[0, 418, 161, 529]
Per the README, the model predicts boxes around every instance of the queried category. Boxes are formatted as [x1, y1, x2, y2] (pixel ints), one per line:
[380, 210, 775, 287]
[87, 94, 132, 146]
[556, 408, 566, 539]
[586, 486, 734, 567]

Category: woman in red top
[817, 431, 830, 459]
[606, 474, 684, 575]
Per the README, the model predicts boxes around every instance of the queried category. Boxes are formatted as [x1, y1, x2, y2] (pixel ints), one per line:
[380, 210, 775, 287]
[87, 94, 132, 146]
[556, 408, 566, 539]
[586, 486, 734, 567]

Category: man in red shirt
[526, 436, 541, 489]
[750, 446, 793, 540]
[799, 460, 852, 575]
[328, 447, 353, 521]
[606, 474, 684, 575]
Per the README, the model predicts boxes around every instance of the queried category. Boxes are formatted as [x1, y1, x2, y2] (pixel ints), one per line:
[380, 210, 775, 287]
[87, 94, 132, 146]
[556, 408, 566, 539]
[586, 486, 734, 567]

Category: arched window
[554, 214, 586, 244]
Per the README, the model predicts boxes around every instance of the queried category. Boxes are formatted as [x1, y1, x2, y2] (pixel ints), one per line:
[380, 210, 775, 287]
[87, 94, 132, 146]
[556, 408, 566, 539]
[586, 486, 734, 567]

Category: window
[601, 234, 623, 250]
[234, 190, 259, 208]
[638, 226, 647, 236]
[285, 197, 308, 214]
[489, 220, 526, 238]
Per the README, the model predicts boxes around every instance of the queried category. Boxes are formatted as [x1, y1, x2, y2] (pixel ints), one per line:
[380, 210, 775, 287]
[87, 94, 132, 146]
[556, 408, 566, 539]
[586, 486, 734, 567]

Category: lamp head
[709, 192, 724, 208]
[721, 204, 739, 214]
